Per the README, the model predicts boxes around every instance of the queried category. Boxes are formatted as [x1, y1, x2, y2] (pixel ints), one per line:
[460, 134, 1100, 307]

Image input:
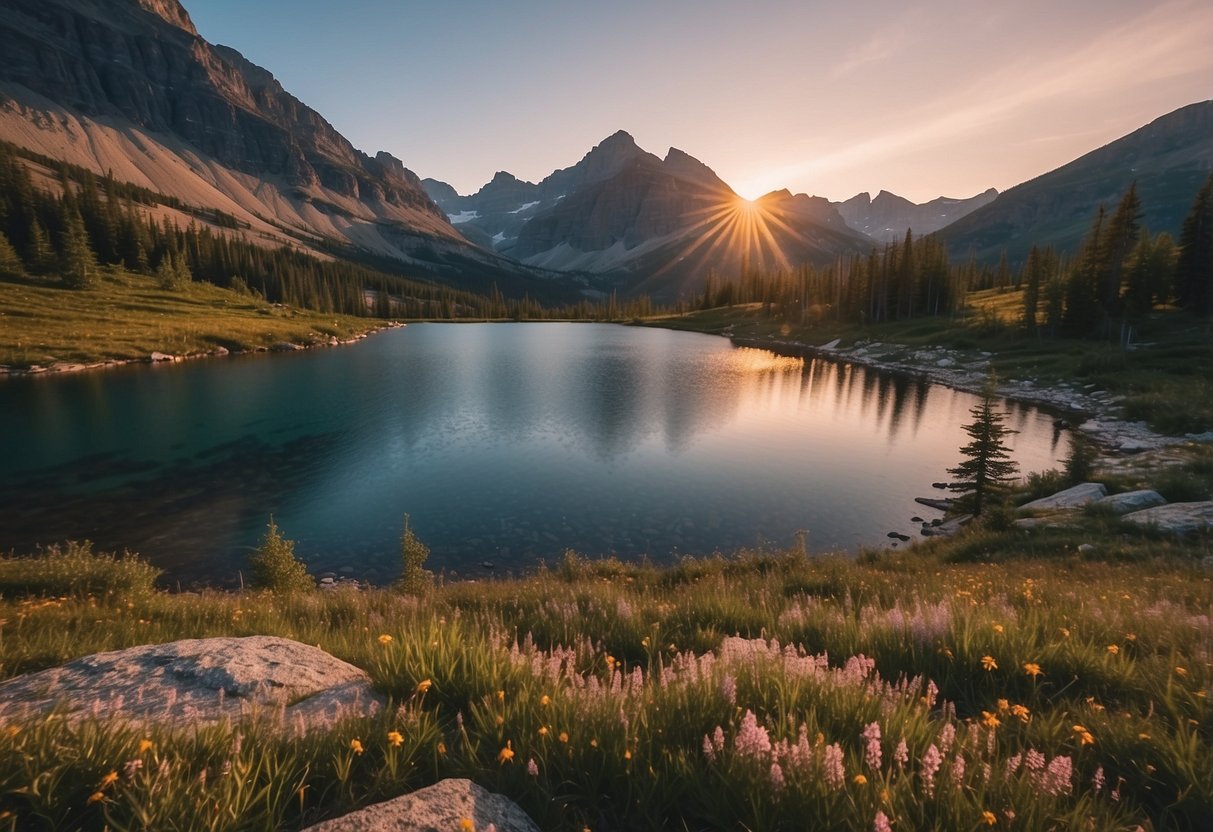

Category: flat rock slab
[1094, 489, 1167, 515]
[1019, 482, 1107, 512]
[0, 636, 383, 730]
[1122, 502, 1213, 535]
[302, 779, 540, 832]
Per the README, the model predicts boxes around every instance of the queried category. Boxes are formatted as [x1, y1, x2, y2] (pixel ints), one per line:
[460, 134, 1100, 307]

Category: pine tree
[1063, 207, 1105, 336]
[1020, 246, 1044, 333]
[1174, 172, 1213, 315]
[948, 377, 1019, 516]
[396, 514, 431, 596]
[1096, 183, 1142, 317]
[59, 207, 98, 289]
[0, 230, 24, 278]
[248, 518, 313, 593]
[26, 218, 54, 275]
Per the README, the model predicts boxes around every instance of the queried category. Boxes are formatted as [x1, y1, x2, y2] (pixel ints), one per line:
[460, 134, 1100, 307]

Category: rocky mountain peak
[662, 147, 730, 191]
[134, 0, 197, 35]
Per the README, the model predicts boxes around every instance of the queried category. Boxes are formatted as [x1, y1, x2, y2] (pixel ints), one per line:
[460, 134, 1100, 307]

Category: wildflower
[459, 820, 475, 832]
[123, 759, 143, 779]
[734, 710, 772, 760]
[1106, 644, 1119, 655]
[950, 752, 966, 787]
[1058, 627, 1070, 639]
[862, 721, 882, 771]
[1010, 704, 1030, 723]
[377, 634, 392, 646]
[920, 744, 943, 796]
[981, 711, 1000, 729]
[853, 773, 868, 786]
[98, 771, 119, 789]
[992, 624, 1004, 634]
[498, 742, 515, 764]
[981, 655, 998, 671]
[1175, 666, 1189, 677]
[387, 731, 404, 747]
[538, 726, 549, 737]
[590, 738, 598, 748]
[350, 739, 364, 755]
[720, 674, 737, 707]
[415, 679, 433, 694]
[1023, 662, 1042, 677]
[138, 739, 154, 754]
[559, 731, 569, 743]
[437, 741, 447, 755]
[87, 791, 105, 805]
[1092, 766, 1105, 793]
[996, 698, 1009, 713]
[823, 742, 846, 791]
[1138, 732, 1151, 741]
[496, 690, 505, 701]
[539, 694, 551, 706]
[1042, 755, 1073, 796]
[893, 738, 909, 769]
[770, 762, 786, 792]
[527, 758, 539, 776]
[873, 810, 893, 832]
[981, 810, 997, 826]
[1071, 725, 1094, 745]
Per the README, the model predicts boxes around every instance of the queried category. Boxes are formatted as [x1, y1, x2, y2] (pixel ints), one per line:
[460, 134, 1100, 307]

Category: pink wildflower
[920, 743, 943, 796]
[769, 762, 785, 793]
[526, 758, 539, 777]
[735, 710, 772, 760]
[862, 721, 882, 771]
[893, 738, 909, 769]
[873, 810, 893, 832]
[823, 742, 846, 791]
[720, 674, 737, 707]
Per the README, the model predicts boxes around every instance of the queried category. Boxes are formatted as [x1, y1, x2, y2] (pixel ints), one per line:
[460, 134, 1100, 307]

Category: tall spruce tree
[1097, 183, 1142, 318]
[1174, 172, 1213, 315]
[59, 207, 98, 289]
[0, 230, 24, 278]
[948, 377, 1019, 516]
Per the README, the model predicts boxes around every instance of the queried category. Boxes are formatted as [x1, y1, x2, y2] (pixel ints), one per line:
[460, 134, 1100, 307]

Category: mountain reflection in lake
[0, 324, 1067, 584]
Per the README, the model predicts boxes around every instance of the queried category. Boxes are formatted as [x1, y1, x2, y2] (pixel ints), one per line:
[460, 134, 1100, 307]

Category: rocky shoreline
[0, 321, 407, 380]
[730, 334, 1213, 456]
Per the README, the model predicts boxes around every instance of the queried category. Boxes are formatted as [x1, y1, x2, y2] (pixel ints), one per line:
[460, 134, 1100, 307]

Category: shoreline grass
[1, 533, 1210, 830]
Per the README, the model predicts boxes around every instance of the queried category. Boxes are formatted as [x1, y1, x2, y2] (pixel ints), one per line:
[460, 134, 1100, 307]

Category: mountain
[0, 0, 578, 299]
[836, 188, 998, 242]
[938, 100, 1213, 264]
[426, 131, 872, 300]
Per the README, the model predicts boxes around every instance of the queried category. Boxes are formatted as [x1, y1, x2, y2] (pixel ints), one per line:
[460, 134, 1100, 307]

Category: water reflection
[0, 324, 1070, 584]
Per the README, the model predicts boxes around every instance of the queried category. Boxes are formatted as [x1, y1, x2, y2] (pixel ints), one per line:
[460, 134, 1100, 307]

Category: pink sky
[189, 0, 1213, 202]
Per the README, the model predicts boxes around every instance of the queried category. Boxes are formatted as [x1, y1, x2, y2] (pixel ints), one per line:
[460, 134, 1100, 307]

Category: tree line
[0, 141, 667, 321]
[698, 174, 1213, 336]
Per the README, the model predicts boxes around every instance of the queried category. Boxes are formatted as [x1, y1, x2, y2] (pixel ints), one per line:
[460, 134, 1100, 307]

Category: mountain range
[424, 131, 872, 299]
[0, 0, 1209, 302]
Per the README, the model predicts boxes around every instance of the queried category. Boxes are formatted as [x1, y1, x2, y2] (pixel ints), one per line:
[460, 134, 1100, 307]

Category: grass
[0, 530, 1210, 831]
[0, 269, 381, 369]
[644, 289, 1213, 435]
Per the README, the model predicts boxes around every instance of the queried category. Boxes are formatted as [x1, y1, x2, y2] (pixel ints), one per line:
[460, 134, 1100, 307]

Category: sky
[187, 0, 1213, 203]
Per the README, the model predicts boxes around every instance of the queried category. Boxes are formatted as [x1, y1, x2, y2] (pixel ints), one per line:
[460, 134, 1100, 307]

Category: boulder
[0, 636, 383, 730]
[149, 351, 176, 362]
[1122, 502, 1213, 535]
[1018, 482, 1107, 512]
[1093, 490, 1167, 515]
[301, 779, 540, 832]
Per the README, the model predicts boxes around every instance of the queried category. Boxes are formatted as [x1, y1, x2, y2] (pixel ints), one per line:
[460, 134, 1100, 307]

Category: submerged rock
[0, 636, 383, 731]
[301, 778, 540, 832]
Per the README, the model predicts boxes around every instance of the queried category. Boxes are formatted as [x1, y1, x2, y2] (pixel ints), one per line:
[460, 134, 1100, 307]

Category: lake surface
[0, 323, 1069, 584]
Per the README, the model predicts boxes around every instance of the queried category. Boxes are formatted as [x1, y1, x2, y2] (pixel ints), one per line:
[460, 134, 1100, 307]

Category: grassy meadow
[0, 269, 379, 370]
[0, 525, 1210, 830]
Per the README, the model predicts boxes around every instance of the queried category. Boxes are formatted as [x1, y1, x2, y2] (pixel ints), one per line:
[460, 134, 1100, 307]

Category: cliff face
[837, 188, 999, 243]
[0, 0, 445, 222]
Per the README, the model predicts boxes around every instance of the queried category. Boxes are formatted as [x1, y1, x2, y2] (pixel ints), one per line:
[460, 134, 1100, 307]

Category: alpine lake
[0, 323, 1070, 585]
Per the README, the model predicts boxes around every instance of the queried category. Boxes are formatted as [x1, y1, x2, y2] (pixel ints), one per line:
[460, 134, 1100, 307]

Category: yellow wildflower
[138, 739, 154, 754]
[982, 810, 997, 826]
[996, 698, 1009, 712]
[853, 774, 868, 786]
[1106, 644, 1119, 655]
[98, 771, 119, 789]
[350, 739, 364, 755]
[497, 690, 505, 701]
[992, 624, 1004, 634]
[1175, 666, 1188, 677]
[1010, 704, 1030, 723]
[1138, 732, 1151, 741]
[415, 679, 433, 694]
[378, 634, 392, 646]
[387, 731, 404, 747]
[1023, 662, 1042, 677]
[437, 741, 447, 755]
[87, 791, 106, 805]
[590, 738, 598, 748]
[539, 694, 551, 706]
[1058, 627, 1070, 639]
[624, 750, 632, 760]
[498, 741, 515, 764]
[981, 711, 1001, 729]
[559, 731, 569, 743]
[981, 655, 998, 672]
